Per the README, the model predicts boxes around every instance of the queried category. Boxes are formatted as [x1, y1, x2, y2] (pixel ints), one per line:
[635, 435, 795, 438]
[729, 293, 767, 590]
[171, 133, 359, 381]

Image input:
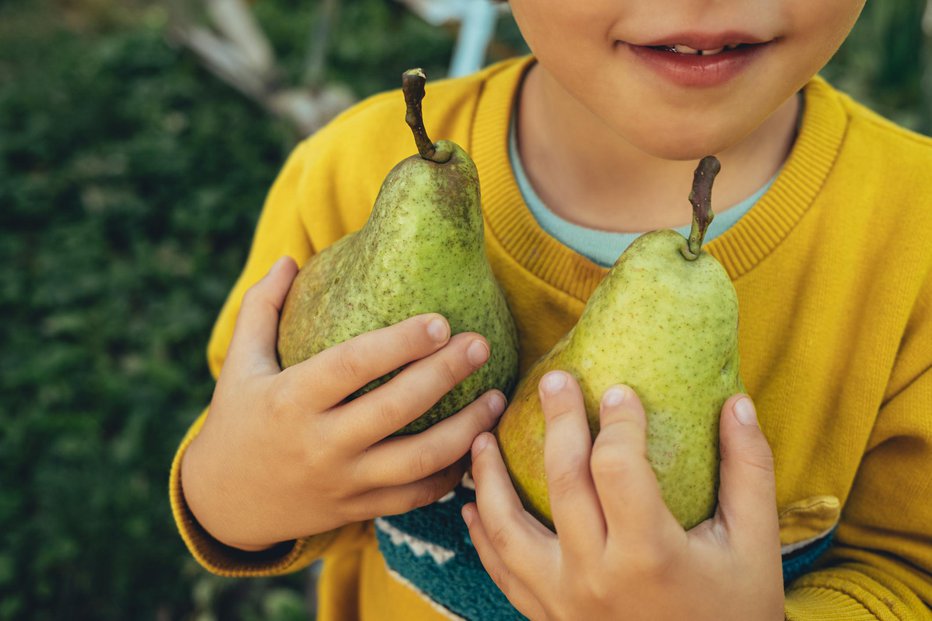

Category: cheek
[782, 0, 865, 75]
[509, 0, 613, 62]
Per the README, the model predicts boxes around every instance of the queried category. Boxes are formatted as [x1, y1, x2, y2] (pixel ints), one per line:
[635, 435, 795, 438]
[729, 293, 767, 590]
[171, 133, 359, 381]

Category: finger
[590, 386, 683, 550]
[347, 458, 467, 521]
[283, 312, 452, 411]
[714, 395, 780, 550]
[462, 502, 549, 620]
[330, 332, 491, 448]
[225, 256, 299, 378]
[539, 371, 606, 560]
[355, 390, 506, 488]
[471, 433, 557, 581]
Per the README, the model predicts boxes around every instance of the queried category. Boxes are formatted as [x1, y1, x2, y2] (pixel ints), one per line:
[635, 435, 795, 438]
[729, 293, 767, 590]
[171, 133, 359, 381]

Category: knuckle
[412, 471, 455, 510]
[343, 497, 372, 523]
[268, 376, 299, 418]
[411, 484, 440, 511]
[547, 469, 578, 500]
[589, 445, 636, 479]
[399, 321, 425, 354]
[414, 445, 441, 478]
[547, 456, 586, 498]
[476, 396, 503, 429]
[241, 284, 263, 308]
[489, 523, 511, 553]
[602, 412, 645, 435]
[374, 398, 404, 430]
[745, 447, 776, 474]
[722, 439, 776, 474]
[581, 574, 613, 605]
[470, 451, 490, 481]
[543, 402, 578, 427]
[336, 341, 367, 381]
[630, 541, 676, 576]
[435, 356, 462, 389]
[298, 428, 333, 476]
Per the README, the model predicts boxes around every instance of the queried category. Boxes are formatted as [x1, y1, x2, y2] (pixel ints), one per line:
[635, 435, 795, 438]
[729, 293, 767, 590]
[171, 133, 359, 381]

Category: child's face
[509, 1, 865, 159]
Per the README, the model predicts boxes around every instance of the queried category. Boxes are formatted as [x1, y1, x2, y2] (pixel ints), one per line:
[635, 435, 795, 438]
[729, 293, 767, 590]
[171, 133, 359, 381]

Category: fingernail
[734, 397, 758, 426]
[487, 391, 506, 416]
[427, 317, 449, 343]
[540, 371, 567, 395]
[603, 385, 630, 408]
[462, 504, 474, 526]
[472, 433, 490, 457]
[467, 340, 490, 366]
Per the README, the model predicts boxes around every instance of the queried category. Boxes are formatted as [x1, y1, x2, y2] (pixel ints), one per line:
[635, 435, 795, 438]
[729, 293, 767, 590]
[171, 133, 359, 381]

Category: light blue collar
[508, 120, 776, 267]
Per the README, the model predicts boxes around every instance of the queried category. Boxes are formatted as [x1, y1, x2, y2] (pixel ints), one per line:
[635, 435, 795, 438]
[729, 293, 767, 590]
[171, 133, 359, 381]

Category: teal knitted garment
[375, 478, 834, 620]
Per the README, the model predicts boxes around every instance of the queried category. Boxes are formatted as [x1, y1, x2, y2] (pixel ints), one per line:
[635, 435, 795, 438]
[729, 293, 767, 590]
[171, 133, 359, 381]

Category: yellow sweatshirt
[170, 56, 932, 620]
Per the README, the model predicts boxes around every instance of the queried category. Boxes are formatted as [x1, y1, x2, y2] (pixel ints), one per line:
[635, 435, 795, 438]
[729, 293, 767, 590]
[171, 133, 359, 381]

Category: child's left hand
[463, 372, 784, 621]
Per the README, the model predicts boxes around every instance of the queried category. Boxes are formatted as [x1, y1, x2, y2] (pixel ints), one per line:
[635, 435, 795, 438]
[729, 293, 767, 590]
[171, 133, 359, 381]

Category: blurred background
[0, 1, 929, 619]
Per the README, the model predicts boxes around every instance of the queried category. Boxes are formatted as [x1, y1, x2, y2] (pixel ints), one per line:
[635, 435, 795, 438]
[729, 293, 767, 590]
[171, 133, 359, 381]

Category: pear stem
[402, 68, 451, 164]
[681, 156, 722, 261]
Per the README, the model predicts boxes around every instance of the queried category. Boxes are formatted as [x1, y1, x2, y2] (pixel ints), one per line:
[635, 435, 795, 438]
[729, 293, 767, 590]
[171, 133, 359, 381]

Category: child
[171, 1, 932, 618]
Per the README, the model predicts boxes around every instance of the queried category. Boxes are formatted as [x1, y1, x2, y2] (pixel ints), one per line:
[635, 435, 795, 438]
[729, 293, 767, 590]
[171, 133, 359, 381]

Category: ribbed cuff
[785, 586, 880, 621]
[168, 408, 338, 577]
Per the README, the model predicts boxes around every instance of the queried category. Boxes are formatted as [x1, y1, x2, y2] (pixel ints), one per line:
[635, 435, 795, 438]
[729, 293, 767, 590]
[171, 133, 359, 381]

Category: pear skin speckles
[496, 229, 741, 530]
[278, 142, 519, 435]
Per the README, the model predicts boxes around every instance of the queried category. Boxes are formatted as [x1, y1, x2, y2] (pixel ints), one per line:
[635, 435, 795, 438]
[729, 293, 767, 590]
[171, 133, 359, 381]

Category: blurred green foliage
[0, 0, 928, 619]
[823, 1, 930, 133]
[0, 3, 302, 619]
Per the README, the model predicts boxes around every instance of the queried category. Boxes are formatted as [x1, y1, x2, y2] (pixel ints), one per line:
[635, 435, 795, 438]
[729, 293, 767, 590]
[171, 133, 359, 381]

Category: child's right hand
[180, 256, 506, 552]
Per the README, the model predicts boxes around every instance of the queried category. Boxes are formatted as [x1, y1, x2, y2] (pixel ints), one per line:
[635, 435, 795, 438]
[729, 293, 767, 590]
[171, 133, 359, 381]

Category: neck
[516, 63, 800, 233]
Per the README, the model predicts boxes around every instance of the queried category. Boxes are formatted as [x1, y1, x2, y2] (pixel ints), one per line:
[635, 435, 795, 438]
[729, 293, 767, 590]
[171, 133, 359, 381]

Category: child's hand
[463, 373, 784, 621]
[181, 257, 505, 552]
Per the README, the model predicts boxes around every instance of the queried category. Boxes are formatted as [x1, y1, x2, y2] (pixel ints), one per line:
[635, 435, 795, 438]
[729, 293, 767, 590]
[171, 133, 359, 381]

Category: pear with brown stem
[278, 69, 519, 435]
[495, 157, 742, 530]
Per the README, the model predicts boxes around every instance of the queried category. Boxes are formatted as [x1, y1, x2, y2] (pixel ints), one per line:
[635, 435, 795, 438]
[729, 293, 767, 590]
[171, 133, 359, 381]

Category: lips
[650, 42, 761, 57]
[638, 31, 770, 51]
[620, 33, 773, 88]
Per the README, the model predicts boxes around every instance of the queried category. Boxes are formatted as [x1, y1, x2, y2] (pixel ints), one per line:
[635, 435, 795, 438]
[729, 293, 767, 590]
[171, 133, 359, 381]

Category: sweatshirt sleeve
[167, 82, 455, 576]
[784, 276, 932, 619]
[168, 130, 369, 577]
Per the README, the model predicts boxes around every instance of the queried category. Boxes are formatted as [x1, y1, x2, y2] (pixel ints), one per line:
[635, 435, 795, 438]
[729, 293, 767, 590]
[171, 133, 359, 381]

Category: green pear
[277, 69, 519, 435]
[495, 157, 742, 530]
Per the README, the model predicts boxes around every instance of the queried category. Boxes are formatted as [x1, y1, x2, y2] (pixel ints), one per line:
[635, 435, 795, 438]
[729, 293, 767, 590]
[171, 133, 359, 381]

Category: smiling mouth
[622, 37, 772, 88]
[646, 42, 767, 56]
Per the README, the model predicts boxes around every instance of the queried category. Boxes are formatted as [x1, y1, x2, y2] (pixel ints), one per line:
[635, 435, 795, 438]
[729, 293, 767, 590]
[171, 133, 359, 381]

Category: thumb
[225, 256, 299, 377]
[715, 394, 780, 548]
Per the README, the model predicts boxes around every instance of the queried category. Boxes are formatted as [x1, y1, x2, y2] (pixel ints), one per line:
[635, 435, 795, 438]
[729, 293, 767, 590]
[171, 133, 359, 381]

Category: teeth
[672, 44, 726, 56]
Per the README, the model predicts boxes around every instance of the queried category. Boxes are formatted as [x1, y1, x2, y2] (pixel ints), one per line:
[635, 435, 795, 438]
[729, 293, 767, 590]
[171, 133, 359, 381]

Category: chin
[622, 117, 750, 162]
[638, 141, 725, 162]
[627, 134, 732, 162]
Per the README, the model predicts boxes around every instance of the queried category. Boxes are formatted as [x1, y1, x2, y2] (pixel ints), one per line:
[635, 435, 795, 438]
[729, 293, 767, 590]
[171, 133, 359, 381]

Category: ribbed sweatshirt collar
[471, 56, 849, 301]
